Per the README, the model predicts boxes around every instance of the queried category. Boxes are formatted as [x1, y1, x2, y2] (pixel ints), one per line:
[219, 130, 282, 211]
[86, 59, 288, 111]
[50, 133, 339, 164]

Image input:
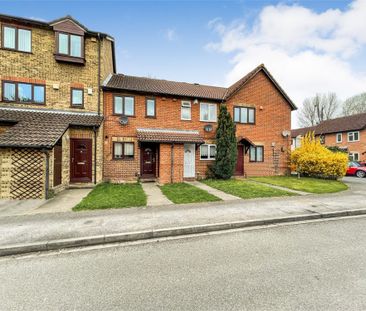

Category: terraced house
[0, 14, 115, 199]
[292, 113, 366, 162]
[102, 64, 296, 184]
[0, 14, 296, 199]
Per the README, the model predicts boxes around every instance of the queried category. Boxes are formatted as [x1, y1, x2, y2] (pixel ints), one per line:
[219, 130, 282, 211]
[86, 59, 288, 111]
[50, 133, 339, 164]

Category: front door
[141, 145, 156, 177]
[70, 138, 92, 183]
[235, 145, 244, 175]
[184, 144, 195, 178]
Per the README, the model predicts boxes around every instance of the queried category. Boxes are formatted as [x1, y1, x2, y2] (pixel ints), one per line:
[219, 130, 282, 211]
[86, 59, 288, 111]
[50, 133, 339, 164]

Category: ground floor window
[113, 142, 134, 159]
[200, 144, 216, 160]
[249, 146, 264, 162]
[349, 152, 359, 161]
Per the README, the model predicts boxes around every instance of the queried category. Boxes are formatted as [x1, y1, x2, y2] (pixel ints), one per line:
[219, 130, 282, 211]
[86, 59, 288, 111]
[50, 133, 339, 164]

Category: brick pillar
[158, 143, 184, 184]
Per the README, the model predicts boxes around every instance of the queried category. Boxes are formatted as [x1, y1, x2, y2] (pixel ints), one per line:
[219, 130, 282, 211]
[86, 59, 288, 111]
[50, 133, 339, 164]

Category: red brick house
[102, 64, 296, 184]
[292, 113, 366, 162]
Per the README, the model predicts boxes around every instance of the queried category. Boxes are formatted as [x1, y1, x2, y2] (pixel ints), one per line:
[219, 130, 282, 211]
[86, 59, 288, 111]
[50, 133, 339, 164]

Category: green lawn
[250, 176, 348, 194]
[202, 179, 295, 199]
[160, 183, 221, 204]
[73, 183, 147, 211]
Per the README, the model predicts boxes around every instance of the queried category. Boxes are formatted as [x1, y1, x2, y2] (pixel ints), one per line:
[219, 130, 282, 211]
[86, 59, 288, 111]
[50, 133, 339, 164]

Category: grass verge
[250, 176, 348, 194]
[160, 183, 221, 204]
[73, 183, 147, 211]
[202, 179, 296, 199]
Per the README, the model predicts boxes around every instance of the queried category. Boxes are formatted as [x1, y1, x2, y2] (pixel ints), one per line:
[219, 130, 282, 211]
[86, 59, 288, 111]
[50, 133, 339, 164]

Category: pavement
[0, 176, 364, 256]
[187, 180, 241, 200]
[141, 182, 173, 206]
[2, 216, 366, 310]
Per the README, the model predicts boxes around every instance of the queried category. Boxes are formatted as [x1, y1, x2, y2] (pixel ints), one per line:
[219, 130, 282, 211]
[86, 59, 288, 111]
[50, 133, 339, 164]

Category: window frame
[249, 146, 264, 162]
[55, 31, 84, 59]
[336, 133, 342, 143]
[181, 100, 192, 121]
[200, 102, 217, 122]
[1, 80, 45, 104]
[348, 131, 360, 142]
[113, 95, 135, 117]
[349, 152, 360, 162]
[145, 97, 156, 118]
[1, 24, 32, 53]
[233, 106, 256, 124]
[112, 142, 135, 160]
[200, 144, 216, 160]
[70, 88, 84, 108]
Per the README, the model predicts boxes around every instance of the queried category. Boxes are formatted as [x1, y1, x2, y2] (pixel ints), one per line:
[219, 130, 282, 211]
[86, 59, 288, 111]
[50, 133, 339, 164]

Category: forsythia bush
[291, 132, 348, 179]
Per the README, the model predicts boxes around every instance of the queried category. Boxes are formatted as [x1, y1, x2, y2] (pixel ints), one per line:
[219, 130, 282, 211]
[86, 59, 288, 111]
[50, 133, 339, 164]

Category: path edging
[1, 208, 366, 257]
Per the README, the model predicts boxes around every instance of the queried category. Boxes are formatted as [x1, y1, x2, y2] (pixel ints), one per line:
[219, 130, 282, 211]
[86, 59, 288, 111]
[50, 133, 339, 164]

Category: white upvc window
[348, 131, 360, 142]
[200, 144, 216, 160]
[349, 152, 360, 161]
[181, 100, 191, 120]
[336, 133, 342, 143]
[200, 102, 217, 122]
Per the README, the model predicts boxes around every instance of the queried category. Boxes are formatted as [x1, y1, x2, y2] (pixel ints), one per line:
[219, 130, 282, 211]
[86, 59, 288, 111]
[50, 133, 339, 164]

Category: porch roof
[0, 107, 103, 149]
[237, 136, 256, 146]
[136, 128, 204, 144]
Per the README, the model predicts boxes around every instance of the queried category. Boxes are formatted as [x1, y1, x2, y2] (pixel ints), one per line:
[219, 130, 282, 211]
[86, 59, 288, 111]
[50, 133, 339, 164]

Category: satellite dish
[119, 116, 129, 125]
[282, 130, 290, 137]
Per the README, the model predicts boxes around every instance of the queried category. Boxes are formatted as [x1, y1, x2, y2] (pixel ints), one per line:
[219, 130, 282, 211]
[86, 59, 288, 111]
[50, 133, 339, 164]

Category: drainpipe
[42, 148, 50, 199]
[171, 143, 174, 183]
[93, 127, 97, 184]
[97, 33, 101, 116]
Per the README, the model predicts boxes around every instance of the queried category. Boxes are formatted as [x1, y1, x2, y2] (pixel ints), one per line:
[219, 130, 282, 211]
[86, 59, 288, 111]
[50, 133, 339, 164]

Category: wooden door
[70, 139, 92, 182]
[141, 145, 156, 177]
[235, 145, 244, 176]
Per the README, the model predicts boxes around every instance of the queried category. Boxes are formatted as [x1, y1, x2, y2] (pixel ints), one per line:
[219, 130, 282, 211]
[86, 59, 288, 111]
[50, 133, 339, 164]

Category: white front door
[184, 144, 195, 178]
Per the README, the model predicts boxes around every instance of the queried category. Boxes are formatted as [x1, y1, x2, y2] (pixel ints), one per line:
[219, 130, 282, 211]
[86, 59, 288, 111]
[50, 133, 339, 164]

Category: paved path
[2, 217, 366, 310]
[186, 180, 241, 200]
[141, 182, 173, 206]
[0, 199, 45, 217]
[0, 178, 364, 248]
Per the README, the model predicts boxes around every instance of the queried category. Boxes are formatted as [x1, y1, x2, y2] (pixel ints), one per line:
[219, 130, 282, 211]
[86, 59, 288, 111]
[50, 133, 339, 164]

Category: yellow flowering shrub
[291, 132, 348, 179]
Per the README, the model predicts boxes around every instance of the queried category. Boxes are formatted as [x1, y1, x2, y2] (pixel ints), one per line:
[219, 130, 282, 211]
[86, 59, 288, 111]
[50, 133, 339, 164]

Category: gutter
[171, 143, 174, 183]
[93, 127, 97, 184]
[97, 33, 101, 116]
[41, 149, 50, 199]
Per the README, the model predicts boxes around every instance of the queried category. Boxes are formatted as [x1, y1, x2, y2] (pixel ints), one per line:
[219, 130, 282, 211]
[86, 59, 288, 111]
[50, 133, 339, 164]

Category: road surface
[1, 216, 366, 310]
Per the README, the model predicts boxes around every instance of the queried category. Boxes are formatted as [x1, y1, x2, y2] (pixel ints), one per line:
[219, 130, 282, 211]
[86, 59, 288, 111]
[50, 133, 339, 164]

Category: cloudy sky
[2, 0, 365, 127]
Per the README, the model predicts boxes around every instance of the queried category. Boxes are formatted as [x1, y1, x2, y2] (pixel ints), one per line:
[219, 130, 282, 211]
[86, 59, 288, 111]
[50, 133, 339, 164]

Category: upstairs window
[249, 146, 264, 162]
[348, 131, 360, 142]
[181, 101, 191, 120]
[57, 33, 82, 58]
[233, 106, 255, 124]
[336, 133, 342, 143]
[2, 25, 31, 52]
[146, 98, 156, 117]
[2, 81, 45, 104]
[71, 88, 84, 107]
[113, 95, 135, 116]
[200, 103, 217, 122]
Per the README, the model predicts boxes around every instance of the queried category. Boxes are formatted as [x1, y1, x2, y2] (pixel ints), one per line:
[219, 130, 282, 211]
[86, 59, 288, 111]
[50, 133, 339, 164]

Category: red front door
[235, 145, 244, 175]
[141, 145, 156, 177]
[70, 138, 92, 183]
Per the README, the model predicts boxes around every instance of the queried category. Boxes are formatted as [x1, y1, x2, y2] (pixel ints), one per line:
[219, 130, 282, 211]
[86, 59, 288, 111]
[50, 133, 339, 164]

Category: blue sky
[1, 0, 365, 126]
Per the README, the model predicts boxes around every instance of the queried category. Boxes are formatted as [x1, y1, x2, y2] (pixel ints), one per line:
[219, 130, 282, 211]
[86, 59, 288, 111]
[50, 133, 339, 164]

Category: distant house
[291, 113, 366, 161]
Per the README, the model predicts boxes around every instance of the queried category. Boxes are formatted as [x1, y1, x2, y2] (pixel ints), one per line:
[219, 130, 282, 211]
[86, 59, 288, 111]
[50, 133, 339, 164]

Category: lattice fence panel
[10, 149, 45, 199]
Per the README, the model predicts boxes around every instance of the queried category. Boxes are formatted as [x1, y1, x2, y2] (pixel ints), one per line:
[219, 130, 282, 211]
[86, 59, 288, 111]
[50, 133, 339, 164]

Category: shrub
[291, 132, 348, 179]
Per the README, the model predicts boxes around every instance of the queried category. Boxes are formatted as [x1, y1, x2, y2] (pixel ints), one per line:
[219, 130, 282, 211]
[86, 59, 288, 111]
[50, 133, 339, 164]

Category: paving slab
[141, 182, 173, 206]
[249, 180, 309, 195]
[186, 181, 241, 201]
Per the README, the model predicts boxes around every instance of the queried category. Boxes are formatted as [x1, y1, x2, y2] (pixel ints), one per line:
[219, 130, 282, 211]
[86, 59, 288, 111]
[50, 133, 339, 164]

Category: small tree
[212, 104, 237, 179]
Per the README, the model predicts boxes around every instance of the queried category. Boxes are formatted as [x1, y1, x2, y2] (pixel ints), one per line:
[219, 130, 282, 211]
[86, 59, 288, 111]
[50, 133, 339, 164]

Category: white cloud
[165, 28, 177, 41]
[206, 0, 366, 127]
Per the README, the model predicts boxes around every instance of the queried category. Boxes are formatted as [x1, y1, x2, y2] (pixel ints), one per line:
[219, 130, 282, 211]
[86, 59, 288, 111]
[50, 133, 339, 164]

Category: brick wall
[323, 130, 366, 161]
[103, 70, 293, 182]
[0, 20, 114, 113]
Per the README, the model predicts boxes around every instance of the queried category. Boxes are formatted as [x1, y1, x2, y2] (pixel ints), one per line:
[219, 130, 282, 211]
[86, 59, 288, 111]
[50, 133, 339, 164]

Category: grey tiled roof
[0, 107, 103, 148]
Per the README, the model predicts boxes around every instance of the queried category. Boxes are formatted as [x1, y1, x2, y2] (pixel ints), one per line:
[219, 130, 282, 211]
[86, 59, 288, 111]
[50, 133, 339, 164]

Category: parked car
[359, 161, 366, 167]
[347, 161, 366, 178]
